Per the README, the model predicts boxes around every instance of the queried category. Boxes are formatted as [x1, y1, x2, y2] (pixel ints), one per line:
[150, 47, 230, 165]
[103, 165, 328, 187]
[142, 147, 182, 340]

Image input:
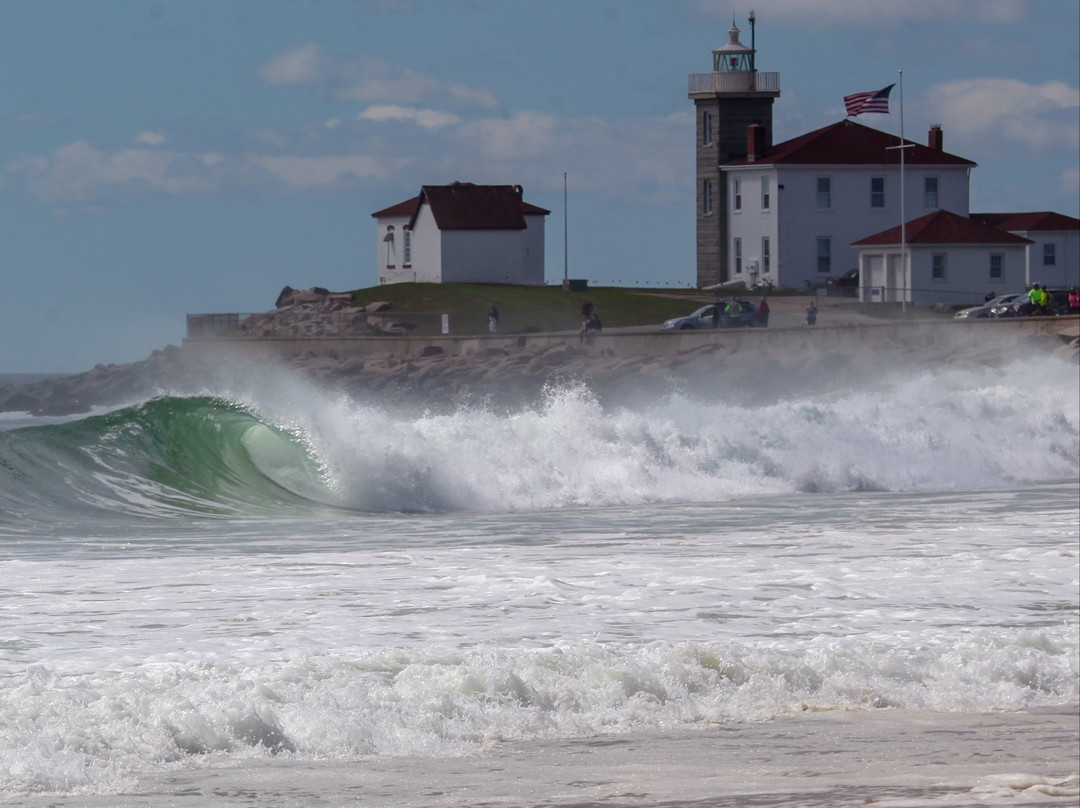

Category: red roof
[970, 211, 1080, 232]
[371, 183, 550, 229]
[728, 119, 976, 167]
[370, 196, 419, 218]
[853, 209, 1033, 247]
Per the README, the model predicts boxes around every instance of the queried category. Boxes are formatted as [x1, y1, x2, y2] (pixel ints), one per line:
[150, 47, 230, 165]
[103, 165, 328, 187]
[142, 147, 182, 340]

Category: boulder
[0, 390, 41, 413]
[275, 286, 297, 309]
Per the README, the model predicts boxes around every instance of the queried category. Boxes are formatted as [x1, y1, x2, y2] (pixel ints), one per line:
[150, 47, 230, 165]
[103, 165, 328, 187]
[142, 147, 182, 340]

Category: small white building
[970, 212, 1080, 290]
[371, 183, 549, 286]
[721, 119, 976, 291]
[853, 209, 1032, 306]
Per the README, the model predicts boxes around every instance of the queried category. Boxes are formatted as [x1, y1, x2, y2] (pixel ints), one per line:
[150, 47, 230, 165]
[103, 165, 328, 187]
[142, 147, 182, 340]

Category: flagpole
[899, 69, 906, 312]
[885, 71, 911, 311]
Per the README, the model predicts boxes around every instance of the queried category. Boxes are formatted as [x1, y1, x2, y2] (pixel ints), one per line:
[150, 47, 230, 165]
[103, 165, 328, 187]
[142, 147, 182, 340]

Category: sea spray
[1, 355, 1077, 521]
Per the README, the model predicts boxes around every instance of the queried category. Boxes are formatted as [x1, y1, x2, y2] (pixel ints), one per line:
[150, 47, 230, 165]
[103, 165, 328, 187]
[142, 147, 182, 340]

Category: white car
[954, 293, 1023, 319]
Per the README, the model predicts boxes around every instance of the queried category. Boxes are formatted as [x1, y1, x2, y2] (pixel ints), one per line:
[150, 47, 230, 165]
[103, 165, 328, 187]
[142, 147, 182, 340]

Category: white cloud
[336, 67, 441, 105]
[6, 141, 219, 203]
[257, 42, 325, 86]
[445, 82, 500, 111]
[256, 46, 498, 110]
[134, 131, 166, 146]
[250, 154, 410, 188]
[454, 111, 562, 161]
[358, 105, 461, 130]
[4, 100, 694, 206]
[443, 110, 689, 201]
[923, 77, 1079, 151]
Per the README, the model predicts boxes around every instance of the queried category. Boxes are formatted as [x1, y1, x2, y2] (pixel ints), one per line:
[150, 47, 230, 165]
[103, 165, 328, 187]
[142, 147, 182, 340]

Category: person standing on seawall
[806, 299, 818, 326]
[757, 297, 770, 328]
[488, 304, 499, 333]
[579, 300, 594, 342]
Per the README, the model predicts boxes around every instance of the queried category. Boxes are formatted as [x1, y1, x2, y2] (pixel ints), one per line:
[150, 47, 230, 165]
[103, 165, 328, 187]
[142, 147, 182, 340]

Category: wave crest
[1, 355, 1077, 520]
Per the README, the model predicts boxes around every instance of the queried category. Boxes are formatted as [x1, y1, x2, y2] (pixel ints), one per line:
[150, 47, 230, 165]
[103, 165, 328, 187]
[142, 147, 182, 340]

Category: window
[870, 177, 885, 208]
[703, 179, 713, 215]
[932, 253, 947, 280]
[403, 230, 412, 265]
[762, 237, 771, 274]
[816, 177, 831, 209]
[703, 111, 713, 145]
[989, 253, 1003, 280]
[816, 237, 831, 274]
[924, 176, 939, 208]
[1043, 243, 1057, 266]
[384, 225, 395, 268]
[761, 176, 771, 210]
[734, 237, 742, 274]
[733, 178, 742, 211]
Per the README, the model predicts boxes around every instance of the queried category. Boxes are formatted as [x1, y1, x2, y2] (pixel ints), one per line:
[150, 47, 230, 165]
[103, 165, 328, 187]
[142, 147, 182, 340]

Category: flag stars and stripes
[844, 84, 894, 116]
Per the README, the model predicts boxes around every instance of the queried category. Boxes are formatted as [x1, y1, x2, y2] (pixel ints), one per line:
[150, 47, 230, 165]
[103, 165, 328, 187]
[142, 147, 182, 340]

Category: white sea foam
[258, 356, 1080, 512]
[0, 355, 1076, 801]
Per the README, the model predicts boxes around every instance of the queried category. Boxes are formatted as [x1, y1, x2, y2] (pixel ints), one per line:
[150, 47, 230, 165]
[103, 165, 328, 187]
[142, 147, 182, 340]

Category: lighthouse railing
[687, 71, 780, 95]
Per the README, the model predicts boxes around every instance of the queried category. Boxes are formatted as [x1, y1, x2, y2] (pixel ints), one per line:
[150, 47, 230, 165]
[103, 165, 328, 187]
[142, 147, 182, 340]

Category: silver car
[662, 301, 759, 330]
[954, 293, 1023, 319]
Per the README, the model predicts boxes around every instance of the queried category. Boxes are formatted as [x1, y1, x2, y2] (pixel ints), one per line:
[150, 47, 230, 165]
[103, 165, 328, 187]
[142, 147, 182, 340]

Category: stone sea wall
[4, 316, 1075, 417]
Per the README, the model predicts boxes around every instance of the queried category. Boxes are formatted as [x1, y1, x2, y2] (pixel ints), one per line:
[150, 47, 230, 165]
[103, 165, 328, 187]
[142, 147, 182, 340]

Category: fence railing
[687, 71, 780, 95]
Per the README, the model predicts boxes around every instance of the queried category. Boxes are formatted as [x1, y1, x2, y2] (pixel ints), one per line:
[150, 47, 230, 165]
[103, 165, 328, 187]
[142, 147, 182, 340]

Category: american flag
[844, 84, 894, 116]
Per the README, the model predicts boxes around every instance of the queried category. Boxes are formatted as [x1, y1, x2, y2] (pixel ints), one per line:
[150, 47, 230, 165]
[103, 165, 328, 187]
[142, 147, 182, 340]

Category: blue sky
[2, 0, 1077, 373]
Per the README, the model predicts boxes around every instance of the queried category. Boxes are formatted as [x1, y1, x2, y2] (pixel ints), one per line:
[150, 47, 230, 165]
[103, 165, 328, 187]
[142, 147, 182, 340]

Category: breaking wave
[0, 354, 1077, 521]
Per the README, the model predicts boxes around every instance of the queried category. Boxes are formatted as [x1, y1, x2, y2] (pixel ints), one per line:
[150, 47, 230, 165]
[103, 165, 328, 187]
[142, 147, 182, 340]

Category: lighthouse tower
[688, 14, 780, 287]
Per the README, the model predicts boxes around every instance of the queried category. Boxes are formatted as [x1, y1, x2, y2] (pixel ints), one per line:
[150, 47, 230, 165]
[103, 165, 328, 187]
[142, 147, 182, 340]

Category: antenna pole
[748, 10, 756, 72]
[563, 172, 569, 284]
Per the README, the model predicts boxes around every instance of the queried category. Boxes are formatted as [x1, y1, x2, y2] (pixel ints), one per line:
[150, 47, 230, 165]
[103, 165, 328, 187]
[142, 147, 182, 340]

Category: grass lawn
[341, 282, 945, 336]
[347, 282, 730, 335]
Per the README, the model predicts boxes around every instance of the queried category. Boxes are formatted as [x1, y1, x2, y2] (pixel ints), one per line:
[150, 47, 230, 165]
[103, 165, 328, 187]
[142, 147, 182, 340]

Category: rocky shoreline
[3, 319, 1077, 418]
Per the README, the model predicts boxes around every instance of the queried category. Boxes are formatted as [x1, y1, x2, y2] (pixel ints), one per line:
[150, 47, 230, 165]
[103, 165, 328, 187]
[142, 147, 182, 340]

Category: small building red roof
[853, 209, 1033, 247]
[371, 183, 550, 229]
[370, 196, 420, 218]
[970, 211, 1080, 232]
[728, 119, 976, 167]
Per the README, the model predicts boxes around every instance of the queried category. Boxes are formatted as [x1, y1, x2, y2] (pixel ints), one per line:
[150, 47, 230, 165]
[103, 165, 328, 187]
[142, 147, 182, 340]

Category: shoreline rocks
[2, 322, 1077, 418]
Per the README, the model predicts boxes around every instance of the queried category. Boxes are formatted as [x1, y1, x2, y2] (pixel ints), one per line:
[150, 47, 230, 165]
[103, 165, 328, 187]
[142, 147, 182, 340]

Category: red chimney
[928, 125, 943, 151]
[747, 123, 767, 162]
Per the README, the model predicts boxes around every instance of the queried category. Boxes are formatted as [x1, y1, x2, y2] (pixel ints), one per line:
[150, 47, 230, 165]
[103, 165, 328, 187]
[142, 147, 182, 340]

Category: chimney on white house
[928, 124, 944, 151]
[747, 123, 767, 162]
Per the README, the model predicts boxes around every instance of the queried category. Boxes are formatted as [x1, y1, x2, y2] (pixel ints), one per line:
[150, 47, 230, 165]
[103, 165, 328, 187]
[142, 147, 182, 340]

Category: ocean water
[0, 349, 1078, 807]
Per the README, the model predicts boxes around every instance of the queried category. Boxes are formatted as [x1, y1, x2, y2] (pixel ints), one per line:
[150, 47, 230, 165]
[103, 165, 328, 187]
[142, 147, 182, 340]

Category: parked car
[954, 293, 1024, 319]
[661, 300, 759, 330]
[1046, 287, 1075, 313]
[988, 287, 1073, 317]
[826, 269, 859, 295]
